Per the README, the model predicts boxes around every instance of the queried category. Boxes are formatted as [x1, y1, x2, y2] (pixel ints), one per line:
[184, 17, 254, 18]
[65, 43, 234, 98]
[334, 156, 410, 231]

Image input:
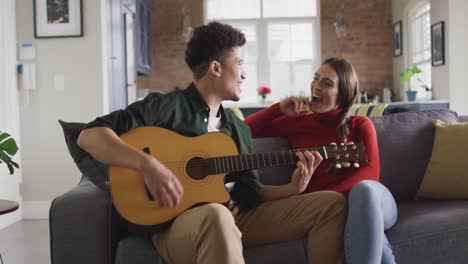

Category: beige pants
[152, 191, 346, 264]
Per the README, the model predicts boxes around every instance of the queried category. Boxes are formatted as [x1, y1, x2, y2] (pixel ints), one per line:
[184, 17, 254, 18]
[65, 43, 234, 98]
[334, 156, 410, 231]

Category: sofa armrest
[459, 115, 468, 123]
[50, 178, 126, 264]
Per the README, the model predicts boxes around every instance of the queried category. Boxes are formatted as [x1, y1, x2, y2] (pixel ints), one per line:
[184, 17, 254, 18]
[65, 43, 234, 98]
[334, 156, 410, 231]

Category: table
[0, 200, 19, 215]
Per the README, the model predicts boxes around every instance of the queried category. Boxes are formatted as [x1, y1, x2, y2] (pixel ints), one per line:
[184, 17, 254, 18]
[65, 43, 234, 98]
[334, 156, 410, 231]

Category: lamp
[176, 7, 193, 43]
[332, 4, 347, 38]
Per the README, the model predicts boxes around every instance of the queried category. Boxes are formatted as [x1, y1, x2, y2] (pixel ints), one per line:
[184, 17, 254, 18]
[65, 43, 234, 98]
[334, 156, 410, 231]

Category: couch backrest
[252, 138, 294, 186]
[460, 115, 468, 123]
[252, 109, 460, 201]
[370, 109, 459, 201]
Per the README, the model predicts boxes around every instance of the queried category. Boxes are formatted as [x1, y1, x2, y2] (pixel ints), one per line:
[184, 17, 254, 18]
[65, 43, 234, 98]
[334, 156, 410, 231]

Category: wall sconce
[333, 4, 347, 38]
[176, 7, 193, 43]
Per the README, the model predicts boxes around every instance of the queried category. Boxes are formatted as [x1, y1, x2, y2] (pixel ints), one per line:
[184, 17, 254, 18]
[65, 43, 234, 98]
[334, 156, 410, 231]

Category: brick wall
[321, 0, 393, 96]
[141, 0, 393, 96]
[137, 0, 203, 93]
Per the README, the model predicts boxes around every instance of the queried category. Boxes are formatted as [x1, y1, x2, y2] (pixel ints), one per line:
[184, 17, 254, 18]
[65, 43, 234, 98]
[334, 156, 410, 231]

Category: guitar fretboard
[207, 147, 329, 174]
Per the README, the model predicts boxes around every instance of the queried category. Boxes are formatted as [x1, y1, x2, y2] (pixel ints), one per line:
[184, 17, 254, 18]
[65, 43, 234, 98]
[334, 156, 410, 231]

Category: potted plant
[399, 66, 422, 101]
[257, 86, 272, 103]
[0, 131, 19, 174]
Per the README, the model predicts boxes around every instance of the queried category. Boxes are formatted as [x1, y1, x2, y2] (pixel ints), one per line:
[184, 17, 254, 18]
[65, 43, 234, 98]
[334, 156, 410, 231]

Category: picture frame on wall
[393, 21, 402, 57]
[33, 0, 83, 38]
[431, 21, 445, 66]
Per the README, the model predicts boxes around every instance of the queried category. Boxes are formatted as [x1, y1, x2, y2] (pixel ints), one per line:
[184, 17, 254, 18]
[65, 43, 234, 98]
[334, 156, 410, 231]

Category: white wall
[0, 0, 22, 229]
[430, 0, 449, 101]
[15, 0, 107, 210]
[393, 0, 468, 114]
[447, 0, 468, 115]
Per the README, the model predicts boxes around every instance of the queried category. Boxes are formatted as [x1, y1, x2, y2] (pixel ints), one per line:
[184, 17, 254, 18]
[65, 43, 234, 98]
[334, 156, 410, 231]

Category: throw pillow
[416, 120, 468, 199]
[230, 107, 245, 120]
[58, 120, 109, 191]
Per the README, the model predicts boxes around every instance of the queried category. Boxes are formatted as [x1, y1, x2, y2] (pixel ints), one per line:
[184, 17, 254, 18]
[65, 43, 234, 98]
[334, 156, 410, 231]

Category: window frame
[407, 0, 431, 100]
[204, 0, 321, 104]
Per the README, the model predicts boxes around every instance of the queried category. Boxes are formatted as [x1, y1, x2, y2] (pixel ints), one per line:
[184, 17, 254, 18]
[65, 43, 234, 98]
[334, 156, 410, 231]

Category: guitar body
[109, 127, 235, 226]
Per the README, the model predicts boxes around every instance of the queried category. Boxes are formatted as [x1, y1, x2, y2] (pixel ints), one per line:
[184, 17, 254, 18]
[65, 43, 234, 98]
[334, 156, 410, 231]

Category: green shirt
[85, 82, 262, 210]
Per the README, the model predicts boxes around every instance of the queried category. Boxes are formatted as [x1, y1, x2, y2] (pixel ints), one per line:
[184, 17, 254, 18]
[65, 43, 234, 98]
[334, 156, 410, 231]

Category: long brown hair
[322, 58, 359, 142]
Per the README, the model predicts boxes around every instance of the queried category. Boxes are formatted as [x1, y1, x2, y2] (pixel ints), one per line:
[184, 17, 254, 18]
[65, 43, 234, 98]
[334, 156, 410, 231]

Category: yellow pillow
[416, 120, 468, 199]
[230, 107, 245, 120]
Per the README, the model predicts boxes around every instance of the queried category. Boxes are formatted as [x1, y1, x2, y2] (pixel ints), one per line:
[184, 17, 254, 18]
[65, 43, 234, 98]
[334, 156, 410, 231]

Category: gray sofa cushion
[252, 137, 294, 186]
[370, 110, 459, 201]
[58, 120, 109, 191]
[460, 115, 468, 123]
[115, 236, 307, 264]
[244, 239, 307, 264]
[115, 236, 164, 264]
[388, 201, 468, 264]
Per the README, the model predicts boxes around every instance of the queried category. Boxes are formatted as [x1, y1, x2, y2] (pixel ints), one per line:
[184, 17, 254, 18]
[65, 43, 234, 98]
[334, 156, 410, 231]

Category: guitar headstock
[327, 142, 368, 168]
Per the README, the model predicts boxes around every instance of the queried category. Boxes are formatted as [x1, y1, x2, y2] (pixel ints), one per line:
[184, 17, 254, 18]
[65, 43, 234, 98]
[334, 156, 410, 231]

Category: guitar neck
[207, 147, 329, 174]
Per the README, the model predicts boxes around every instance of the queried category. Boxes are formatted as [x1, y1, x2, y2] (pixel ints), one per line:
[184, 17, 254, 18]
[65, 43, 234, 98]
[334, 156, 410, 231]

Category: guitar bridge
[143, 147, 154, 201]
[145, 186, 154, 201]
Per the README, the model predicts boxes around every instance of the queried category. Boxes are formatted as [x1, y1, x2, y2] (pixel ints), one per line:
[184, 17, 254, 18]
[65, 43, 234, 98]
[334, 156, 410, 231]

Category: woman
[245, 57, 398, 264]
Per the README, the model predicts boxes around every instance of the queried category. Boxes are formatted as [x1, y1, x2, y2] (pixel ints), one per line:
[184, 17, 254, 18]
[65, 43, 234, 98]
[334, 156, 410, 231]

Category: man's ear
[209, 60, 222, 78]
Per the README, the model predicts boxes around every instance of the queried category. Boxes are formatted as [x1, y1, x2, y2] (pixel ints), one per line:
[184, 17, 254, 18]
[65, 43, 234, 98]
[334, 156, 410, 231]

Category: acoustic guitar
[109, 126, 367, 226]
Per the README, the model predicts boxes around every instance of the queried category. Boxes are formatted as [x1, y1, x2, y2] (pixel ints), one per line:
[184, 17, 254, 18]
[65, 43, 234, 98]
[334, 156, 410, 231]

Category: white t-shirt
[207, 111, 221, 132]
[207, 111, 235, 192]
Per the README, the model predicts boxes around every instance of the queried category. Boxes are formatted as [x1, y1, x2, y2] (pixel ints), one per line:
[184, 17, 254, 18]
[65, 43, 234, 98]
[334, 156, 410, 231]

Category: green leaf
[411, 66, 422, 74]
[0, 132, 10, 142]
[399, 66, 423, 91]
[0, 152, 11, 164]
[7, 163, 13, 174]
[11, 160, 19, 168]
[0, 138, 18, 156]
[422, 84, 431, 91]
[399, 70, 411, 83]
[0, 131, 20, 174]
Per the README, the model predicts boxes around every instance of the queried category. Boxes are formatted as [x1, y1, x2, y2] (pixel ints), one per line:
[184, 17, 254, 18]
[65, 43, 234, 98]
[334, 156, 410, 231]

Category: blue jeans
[345, 180, 398, 264]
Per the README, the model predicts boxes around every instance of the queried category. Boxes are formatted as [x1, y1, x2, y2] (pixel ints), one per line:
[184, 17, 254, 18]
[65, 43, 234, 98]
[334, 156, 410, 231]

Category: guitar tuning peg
[335, 163, 342, 169]
[330, 142, 337, 146]
[340, 142, 345, 146]
[342, 162, 351, 168]
[353, 162, 360, 168]
[347, 141, 355, 145]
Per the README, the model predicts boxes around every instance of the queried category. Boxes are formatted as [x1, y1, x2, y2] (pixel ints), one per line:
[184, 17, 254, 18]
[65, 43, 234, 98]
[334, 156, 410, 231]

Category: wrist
[278, 101, 286, 114]
[135, 152, 154, 172]
[285, 183, 301, 195]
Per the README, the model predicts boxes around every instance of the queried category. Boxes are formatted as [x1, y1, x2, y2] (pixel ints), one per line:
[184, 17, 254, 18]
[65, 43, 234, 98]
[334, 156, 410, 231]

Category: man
[78, 21, 346, 264]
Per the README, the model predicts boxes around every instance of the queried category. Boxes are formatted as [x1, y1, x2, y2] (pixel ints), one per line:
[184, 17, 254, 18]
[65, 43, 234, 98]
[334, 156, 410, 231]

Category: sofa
[50, 109, 468, 264]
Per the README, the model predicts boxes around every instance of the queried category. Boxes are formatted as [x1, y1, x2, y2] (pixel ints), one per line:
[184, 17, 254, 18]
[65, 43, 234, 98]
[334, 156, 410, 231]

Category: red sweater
[245, 103, 380, 195]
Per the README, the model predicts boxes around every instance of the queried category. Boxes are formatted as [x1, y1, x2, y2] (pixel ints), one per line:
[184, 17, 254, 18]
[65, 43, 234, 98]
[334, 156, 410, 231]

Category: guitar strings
[157, 147, 361, 165]
[145, 145, 363, 170]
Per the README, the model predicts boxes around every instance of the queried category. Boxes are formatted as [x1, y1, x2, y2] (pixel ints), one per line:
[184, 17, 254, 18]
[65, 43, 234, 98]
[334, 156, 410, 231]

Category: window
[408, 2, 431, 99]
[205, 0, 320, 103]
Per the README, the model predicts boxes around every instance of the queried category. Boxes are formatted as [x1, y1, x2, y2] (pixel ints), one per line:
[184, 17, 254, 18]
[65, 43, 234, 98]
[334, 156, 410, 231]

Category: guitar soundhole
[186, 157, 208, 180]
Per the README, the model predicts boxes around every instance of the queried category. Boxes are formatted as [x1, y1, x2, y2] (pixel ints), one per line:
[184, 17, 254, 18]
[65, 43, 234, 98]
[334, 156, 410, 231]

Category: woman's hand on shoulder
[279, 97, 309, 117]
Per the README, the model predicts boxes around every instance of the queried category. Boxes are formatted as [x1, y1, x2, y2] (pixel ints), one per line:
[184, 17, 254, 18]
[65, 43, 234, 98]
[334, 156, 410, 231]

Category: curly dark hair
[185, 21, 246, 80]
